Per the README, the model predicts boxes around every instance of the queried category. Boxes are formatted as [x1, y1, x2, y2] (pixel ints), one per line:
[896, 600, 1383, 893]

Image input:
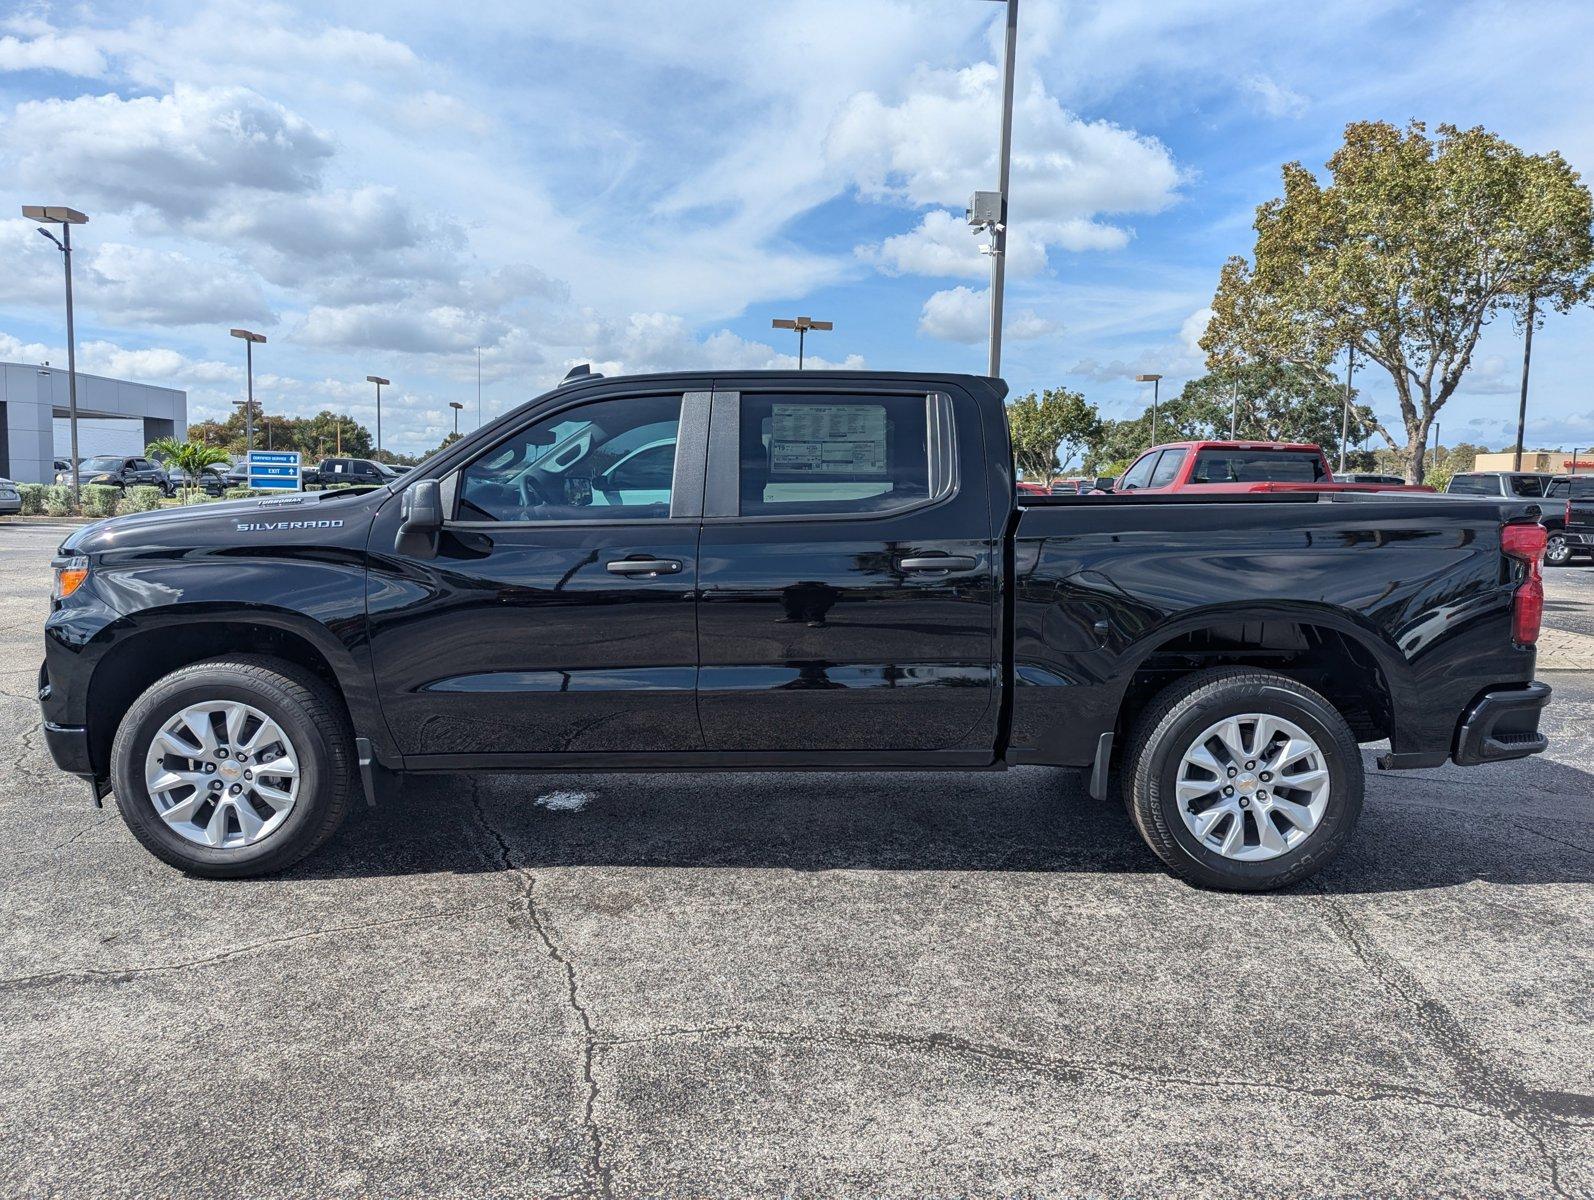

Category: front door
[367, 389, 708, 761]
[694, 384, 1001, 758]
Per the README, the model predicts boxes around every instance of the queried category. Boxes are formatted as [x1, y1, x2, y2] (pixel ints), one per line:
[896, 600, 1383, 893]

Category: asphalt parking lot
[2, 522, 1590, 1198]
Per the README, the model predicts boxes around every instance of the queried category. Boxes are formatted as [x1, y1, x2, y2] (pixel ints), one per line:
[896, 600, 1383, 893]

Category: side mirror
[396, 478, 444, 558]
[1094, 477, 1117, 493]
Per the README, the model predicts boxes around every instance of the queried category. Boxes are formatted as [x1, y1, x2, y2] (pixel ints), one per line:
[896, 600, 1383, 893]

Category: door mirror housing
[396, 478, 444, 557]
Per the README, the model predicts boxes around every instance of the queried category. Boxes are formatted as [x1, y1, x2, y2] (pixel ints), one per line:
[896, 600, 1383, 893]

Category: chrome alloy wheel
[142, 701, 301, 849]
[1174, 713, 1330, 862]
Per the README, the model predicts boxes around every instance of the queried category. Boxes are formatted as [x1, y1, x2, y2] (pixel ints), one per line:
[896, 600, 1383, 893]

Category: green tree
[1006, 388, 1103, 484]
[146, 437, 232, 500]
[1203, 120, 1594, 483]
[1174, 362, 1378, 460]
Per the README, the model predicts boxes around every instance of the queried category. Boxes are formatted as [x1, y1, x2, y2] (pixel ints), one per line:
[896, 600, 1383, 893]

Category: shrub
[224, 487, 270, 500]
[41, 485, 74, 517]
[125, 485, 164, 512]
[18, 484, 45, 515]
[82, 484, 122, 518]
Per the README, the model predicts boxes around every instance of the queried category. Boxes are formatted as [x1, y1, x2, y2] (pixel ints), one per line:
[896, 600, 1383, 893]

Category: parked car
[56, 454, 172, 495]
[1113, 441, 1434, 494]
[41, 369, 1552, 892]
[1050, 477, 1091, 495]
[310, 457, 402, 488]
[1015, 480, 1050, 496]
[1446, 471, 1556, 498]
[1542, 474, 1594, 566]
[0, 476, 20, 515]
[165, 465, 229, 496]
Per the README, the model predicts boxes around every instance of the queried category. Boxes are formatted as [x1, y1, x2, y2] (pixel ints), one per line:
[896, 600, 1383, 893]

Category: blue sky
[2, 0, 1592, 455]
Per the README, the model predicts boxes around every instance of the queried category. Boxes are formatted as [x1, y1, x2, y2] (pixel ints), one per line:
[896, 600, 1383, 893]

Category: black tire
[1545, 534, 1572, 567]
[110, 656, 354, 878]
[1121, 668, 1363, 892]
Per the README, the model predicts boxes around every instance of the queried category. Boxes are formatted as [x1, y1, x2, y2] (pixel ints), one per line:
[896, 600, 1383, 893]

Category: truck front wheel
[109, 657, 354, 878]
[1121, 668, 1363, 891]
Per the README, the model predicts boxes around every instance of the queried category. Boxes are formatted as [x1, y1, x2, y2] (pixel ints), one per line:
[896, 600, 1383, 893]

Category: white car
[0, 477, 20, 515]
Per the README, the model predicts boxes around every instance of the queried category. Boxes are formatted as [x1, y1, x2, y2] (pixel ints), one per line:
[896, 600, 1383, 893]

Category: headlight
[52, 555, 89, 601]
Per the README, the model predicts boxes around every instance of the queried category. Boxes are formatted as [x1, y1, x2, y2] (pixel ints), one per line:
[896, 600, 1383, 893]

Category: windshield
[84, 456, 123, 471]
[1191, 449, 1326, 484]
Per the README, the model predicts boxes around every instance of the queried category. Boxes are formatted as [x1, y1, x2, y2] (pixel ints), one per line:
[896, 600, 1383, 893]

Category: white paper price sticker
[770, 404, 887, 475]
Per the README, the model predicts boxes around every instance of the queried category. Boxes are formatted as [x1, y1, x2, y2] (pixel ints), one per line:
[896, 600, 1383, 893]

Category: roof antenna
[561, 363, 595, 385]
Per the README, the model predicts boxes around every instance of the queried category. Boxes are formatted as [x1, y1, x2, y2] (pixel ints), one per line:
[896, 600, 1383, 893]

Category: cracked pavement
[1, 522, 1591, 1198]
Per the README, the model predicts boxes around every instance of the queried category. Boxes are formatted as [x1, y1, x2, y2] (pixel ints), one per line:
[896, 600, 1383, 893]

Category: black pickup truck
[40, 370, 1553, 890]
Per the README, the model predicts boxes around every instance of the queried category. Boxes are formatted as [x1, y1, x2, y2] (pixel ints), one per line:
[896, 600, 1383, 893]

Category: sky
[2, 0, 1593, 457]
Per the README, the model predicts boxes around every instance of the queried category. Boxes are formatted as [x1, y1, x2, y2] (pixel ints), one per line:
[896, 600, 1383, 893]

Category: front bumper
[1452, 681, 1551, 765]
[43, 720, 94, 778]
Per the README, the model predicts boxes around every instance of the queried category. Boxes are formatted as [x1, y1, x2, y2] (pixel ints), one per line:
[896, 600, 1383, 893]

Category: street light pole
[367, 376, 390, 458]
[449, 400, 464, 436]
[988, 0, 1018, 379]
[476, 347, 483, 427]
[1514, 293, 1536, 471]
[23, 205, 87, 505]
[1229, 365, 1240, 439]
[1136, 374, 1163, 445]
[229, 328, 266, 455]
[1339, 344, 1356, 474]
[771, 317, 833, 369]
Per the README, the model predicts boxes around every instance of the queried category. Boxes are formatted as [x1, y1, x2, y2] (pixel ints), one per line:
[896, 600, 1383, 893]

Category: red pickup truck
[1115, 441, 1433, 494]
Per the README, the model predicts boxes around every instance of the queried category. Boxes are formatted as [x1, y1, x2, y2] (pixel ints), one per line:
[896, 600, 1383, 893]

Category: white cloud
[0, 31, 107, 76]
[2, 84, 333, 219]
[77, 340, 236, 386]
[1242, 74, 1308, 118]
[918, 286, 1057, 345]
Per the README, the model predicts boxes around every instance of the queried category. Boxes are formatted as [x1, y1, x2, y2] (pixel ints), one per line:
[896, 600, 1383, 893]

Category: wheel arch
[82, 609, 385, 778]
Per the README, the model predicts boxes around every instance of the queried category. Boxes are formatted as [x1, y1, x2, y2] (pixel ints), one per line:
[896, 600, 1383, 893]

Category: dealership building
[0, 360, 186, 484]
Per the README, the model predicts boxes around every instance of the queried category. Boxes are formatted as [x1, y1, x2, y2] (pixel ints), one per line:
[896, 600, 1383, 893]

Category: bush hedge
[41, 486, 74, 516]
[18, 484, 45, 515]
[125, 485, 165, 512]
[82, 484, 122, 518]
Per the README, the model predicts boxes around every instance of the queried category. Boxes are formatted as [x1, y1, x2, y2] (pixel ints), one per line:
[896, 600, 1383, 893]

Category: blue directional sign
[247, 450, 301, 490]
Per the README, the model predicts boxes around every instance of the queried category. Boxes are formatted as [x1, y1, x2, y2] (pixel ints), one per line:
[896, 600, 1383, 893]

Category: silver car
[0, 477, 20, 516]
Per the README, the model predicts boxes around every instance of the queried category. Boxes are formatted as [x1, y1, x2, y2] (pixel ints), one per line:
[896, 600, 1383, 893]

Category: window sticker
[770, 404, 887, 475]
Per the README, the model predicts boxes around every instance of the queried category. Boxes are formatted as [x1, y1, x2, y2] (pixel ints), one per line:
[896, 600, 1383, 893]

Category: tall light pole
[367, 376, 389, 458]
[476, 347, 483, 426]
[229, 329, 266, 454]
[1339, 344, 1357, 474]
[23, 205, 87, 504]
[449, 400, 464, 436]
[1136, 373, 1163, 445]
[964, 0, 1019, 378]
[1514, 293, 1537, 471]
[771, 317, 833, 368]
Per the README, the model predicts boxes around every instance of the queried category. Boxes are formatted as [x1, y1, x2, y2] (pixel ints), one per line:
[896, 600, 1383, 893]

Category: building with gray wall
[0, 361, 186, 484]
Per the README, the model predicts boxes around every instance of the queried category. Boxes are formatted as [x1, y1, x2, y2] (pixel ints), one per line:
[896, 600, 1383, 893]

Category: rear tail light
[1569, 500, 1575, 527]
[1501, 522, 1546, 645]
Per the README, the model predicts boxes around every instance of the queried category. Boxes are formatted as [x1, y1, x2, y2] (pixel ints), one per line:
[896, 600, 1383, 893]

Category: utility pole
[367, 376, 389, 458]
[989, 0, 1017, 378]
[1136, 374, 1162, 445]
[230, 329, 266, 455]
[1229, 367, 1240, 439]
[476, 346, 483, 426]
[23, 206, 87, 505]
[771, 317, 833, 368]
[1514, 294, 1536, 471]
[1339, 344, 1356, 474]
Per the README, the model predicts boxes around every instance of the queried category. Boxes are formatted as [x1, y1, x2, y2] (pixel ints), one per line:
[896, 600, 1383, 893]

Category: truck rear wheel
[1121, 668, 1363, 891]
[110, 657, 354, 878]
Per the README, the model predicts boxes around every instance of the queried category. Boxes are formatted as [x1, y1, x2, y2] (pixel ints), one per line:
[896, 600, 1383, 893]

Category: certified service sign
[247, 450, 301, 491]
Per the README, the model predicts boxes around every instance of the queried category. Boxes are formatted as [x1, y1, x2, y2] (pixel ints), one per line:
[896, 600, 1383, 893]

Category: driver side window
[457, 394, 681, 522]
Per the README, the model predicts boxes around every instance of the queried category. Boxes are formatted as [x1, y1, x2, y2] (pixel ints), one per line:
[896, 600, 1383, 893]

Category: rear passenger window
[1148, 449, 1186, 488]
[1508, 476, 1546, 497]
[735, 393, 950, 516]
[1447, 476, 1496, 495]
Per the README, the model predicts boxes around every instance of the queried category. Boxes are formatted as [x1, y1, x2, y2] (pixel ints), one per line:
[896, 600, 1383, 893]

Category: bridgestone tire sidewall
[1149, 682, 1362, 890]
[113, 669, 337, 873]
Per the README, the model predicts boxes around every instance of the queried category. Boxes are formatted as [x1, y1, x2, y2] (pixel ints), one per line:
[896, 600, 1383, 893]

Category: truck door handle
[899, 555, 978, 573]
[606, 558, 682, 577]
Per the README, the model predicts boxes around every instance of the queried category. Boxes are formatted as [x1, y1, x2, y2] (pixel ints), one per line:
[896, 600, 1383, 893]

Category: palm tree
[146, 437, 232, 501]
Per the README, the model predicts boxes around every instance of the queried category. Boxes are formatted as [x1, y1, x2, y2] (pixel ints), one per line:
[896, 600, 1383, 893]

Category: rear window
[1447, 475, 1499, 495]
[1547, 478, 1594, 499]
[1508, 476, 1548, 497]
[1190, 449, 1326, 484]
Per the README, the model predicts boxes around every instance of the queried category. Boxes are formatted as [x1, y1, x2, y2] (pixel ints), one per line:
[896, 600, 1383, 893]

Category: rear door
[694, 381, 1000, 759]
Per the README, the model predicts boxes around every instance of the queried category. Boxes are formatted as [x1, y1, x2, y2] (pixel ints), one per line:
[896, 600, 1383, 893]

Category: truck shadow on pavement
[294, 755, 1594, 896]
